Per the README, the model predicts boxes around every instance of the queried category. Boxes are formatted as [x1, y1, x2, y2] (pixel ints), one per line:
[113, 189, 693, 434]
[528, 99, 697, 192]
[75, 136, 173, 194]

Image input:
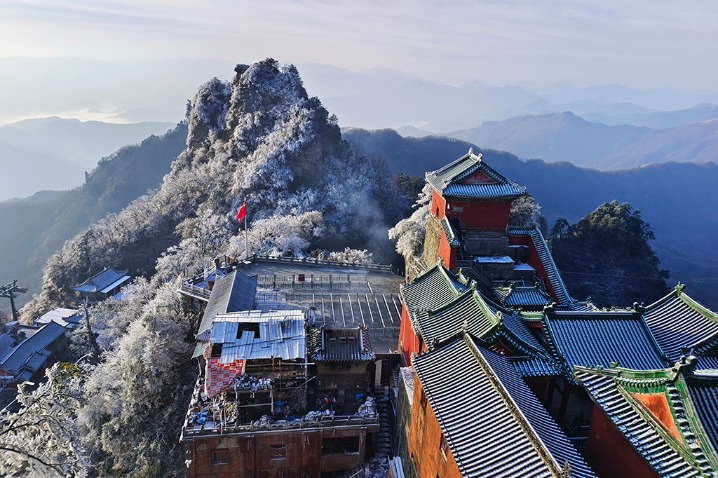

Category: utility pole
[0, 280, 27, 322]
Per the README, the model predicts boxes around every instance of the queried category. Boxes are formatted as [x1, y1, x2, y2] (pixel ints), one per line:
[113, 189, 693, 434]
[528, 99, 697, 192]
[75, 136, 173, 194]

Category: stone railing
[252, 254, 393, 272]
[178, 283, 211, 299]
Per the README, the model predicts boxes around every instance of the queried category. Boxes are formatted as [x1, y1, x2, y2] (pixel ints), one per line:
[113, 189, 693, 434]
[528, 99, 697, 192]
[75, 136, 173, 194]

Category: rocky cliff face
[171, 58, 402, 256]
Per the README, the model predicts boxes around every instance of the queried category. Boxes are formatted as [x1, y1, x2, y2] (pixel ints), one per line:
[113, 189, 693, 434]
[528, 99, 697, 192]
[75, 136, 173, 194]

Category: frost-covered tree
[78, 284, 194, 478]
[0, 363, 89, 477]
[509, 194, 547, 233]
[388, 183, 432, 262]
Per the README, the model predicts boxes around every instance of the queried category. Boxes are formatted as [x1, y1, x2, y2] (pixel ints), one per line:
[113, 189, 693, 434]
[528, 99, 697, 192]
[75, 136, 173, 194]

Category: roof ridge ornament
[632, 302, 646, 313]
[670, 354, 698, 381]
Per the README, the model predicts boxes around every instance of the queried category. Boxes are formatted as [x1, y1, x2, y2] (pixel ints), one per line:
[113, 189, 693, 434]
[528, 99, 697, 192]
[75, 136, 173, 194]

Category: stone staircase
[375, 388, 392, 458]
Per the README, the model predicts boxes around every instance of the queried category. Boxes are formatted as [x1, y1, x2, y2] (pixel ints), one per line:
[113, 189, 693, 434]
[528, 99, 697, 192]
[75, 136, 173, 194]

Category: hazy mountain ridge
[448, 112, 718, 170]
[0, 117, 175, 201]
[6, 58, 718, 135]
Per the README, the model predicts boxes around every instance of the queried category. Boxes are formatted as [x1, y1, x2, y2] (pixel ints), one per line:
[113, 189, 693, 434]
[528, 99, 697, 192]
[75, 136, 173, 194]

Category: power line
[558, 270, 667, 281]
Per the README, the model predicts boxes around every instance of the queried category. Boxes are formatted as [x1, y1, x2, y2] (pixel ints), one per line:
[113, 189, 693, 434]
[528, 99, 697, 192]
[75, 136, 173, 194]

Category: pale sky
[1, 0, 718, 90]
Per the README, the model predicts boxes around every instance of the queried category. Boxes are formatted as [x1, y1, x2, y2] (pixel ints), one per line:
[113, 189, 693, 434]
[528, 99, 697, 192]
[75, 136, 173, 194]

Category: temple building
[394, 149, 718, 478]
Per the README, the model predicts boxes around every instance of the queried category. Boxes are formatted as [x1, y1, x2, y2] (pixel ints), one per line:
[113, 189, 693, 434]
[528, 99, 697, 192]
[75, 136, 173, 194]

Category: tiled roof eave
[460, 335, 566, 475]
[575, 368, 717, 476]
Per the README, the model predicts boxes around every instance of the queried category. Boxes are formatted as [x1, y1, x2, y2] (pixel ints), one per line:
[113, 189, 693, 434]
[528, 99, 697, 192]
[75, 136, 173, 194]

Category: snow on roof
[474, 255, 513, 264]
[0, 322, 66, 375]
[73, 267, 130, 293]
[426, 149, 526, 200]
[35, 308, 82, 327]
[196, 270, 257, 338]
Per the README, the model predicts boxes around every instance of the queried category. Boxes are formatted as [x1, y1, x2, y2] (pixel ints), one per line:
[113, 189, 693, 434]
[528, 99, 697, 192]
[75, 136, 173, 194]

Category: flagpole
[244, 199, 249, 260]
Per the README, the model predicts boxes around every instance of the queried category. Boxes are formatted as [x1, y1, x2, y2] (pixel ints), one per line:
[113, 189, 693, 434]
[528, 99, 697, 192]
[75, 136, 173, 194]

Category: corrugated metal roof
[575, 366, 715, 476]
[426, 150, 526, 200]
[414, 334, 595, 478]
[544, 310, 668, 371]
[0, 322, 65, 374]
[211, 310, 306, 362]
[314, 327, 374, 362]
[196, 269, 257, 337]
[644, 287, 718, 366]
[508, 227, 573, 306]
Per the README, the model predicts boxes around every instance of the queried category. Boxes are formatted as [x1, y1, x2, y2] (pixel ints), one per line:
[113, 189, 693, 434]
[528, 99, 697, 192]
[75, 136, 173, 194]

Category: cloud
[0, 0, 716, 89]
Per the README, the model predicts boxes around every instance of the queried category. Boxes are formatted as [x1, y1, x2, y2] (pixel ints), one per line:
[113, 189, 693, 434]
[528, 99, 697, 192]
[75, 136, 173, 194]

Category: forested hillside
[22, 60, 410, 321]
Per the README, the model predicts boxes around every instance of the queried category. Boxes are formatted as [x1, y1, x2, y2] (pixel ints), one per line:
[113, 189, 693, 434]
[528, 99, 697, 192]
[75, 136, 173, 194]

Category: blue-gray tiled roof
[439, 216, 460, 247]
[644, 287, 718, 367]
[543, 310, 668, 371]
[73, 267, 130, 293]
[401, 263, 466, 322]
[415, 288, 497, 347]
[0, 322, 65, 375]
[426, 150, 526, 200]
[494, 285, 553, 308]
[688, 376, 718, 456]
[413, 334, 595, 478]
[508, 356, 562, 379]
[314, 327, 374, 362]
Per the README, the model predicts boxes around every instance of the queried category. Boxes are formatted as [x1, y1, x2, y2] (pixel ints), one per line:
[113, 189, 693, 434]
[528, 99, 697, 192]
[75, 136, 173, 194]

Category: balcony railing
[181, 413, 379, 439]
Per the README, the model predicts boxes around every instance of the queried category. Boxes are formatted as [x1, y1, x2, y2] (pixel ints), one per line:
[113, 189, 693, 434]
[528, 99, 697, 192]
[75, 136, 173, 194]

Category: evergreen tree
[550, 200, 669, 307]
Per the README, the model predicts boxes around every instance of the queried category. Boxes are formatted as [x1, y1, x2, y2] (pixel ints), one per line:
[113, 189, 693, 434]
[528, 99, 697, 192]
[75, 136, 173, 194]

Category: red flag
[236, 202, 247, 222]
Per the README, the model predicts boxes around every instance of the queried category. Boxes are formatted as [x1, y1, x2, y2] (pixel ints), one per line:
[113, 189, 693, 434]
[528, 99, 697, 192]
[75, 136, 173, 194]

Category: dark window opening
[420, 389, 428, 411]
[270, 444, 287, 461]
[237, 323, 260, 339]
[322, 436, 360, 455]
[212, 449, 229, 465]
[210, 343, 223, 357]
[440, 433, 448, 461]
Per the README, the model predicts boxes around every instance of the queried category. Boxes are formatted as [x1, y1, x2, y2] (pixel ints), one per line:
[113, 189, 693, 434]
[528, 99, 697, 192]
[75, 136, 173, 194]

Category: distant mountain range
[448, 112, 718, 170]
[0, 117, 175, 201]
[344, 128, 718, 309]
[4, 58, 718, 134]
